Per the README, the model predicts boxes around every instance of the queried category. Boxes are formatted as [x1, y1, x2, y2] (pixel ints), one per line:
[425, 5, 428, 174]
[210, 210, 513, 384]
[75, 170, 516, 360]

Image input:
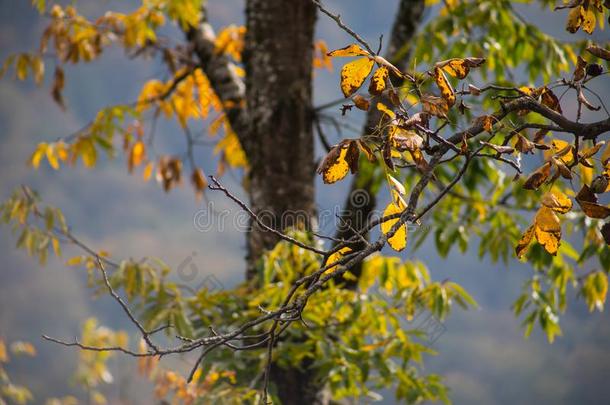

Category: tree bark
[244, 1, 319, 404]
[243, 0, 318, 282]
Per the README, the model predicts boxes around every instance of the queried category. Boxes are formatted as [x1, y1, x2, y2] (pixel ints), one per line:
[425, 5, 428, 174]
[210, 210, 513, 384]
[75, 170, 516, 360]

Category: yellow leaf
[437, 57, 485, 79]
[30, 143, 47, 169]
[66, 256, 83, 266]
[10, 341, 36, 356]
[214, 130, 247, 169]
[550, 139, 575, 164]
[380, 198, 407, 252]
[214, 25, 245, 61]
[541, 190, 572, 214]
[316, 140, 359, 184]
[368, 66, 388, 95]
[52, 237, 61, 257]
[534, 206, 562, 255]
[566, 6, 585, 33]
[433, 67, 455, 107]
[312, 40, 332, 70]
[582, 7, 596, 34]
[128, 141, 146, 173]
[376, 102, 395, 119]
[16, 54, 29, 81]
[56, 142, 69, 161]
[339, 57, 374, 97]
[143, 161, 154, 181]
[0, 339, 7, 362]
[45, 144, 60, 170]
[324, 247, 352, 272]
[580, 164, 594, 186]
[327, 44, 370, 57]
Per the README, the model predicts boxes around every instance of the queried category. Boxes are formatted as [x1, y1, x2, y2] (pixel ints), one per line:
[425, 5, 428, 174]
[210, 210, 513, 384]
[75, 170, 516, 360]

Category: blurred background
[1, 0, 609, 404]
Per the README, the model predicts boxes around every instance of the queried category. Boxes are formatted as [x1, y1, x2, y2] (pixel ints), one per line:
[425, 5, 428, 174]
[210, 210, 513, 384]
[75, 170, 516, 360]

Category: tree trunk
[244, 1, 319, 403]
[243, 0, 318, 283]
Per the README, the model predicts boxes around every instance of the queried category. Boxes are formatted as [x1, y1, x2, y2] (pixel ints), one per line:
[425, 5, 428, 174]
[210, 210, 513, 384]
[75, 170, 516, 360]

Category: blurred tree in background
[2, 0, 610, 403]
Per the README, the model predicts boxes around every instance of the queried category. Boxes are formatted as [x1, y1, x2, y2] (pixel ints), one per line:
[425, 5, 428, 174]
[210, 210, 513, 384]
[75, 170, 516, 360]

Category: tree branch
[185, 7, 249, 148]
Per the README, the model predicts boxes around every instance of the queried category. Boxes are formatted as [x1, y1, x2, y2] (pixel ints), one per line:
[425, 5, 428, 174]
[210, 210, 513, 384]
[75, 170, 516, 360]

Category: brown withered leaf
[515, 134, 535, 154]
[345, 140, 360, 174]
[541, 87, 563, 114]
[551, 157, 573, 179]
[590, 175, 610, 194]
[601, 222, 610, 245]
[516, 224, 535, 258]
[410, 149, 430, 173]
[533, 128, 549, 143]
[534, 143, 551, 151]
[421, 94, 449, 118]
[468, 84, 481, 95]
[523, 161, 551, 190]
[576, 185, 610, 218]
[51, 66, 66, 110]
[191, 167, 208, 200]
[474, 115, 496, 133]
[480, 141, 514, 154]
[383, 140, 395, 171]
[388, 89, 401, 106]
[580, 142, 605, 159]
[352, 94, 370, 111]
[157, 156, 183, 192]
[356, 140, 376, 162]
[586, 44, 610, 61]
[573, 56, 587, 81]
[402, 112, 430, 129]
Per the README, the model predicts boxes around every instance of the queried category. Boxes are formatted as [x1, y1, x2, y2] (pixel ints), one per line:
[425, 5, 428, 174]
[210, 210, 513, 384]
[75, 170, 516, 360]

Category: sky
[1, 1, 610, 404]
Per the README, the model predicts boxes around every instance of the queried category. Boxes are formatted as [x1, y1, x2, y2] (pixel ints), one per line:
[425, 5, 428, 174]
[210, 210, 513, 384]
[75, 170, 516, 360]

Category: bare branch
[208, 176, 327, 256]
